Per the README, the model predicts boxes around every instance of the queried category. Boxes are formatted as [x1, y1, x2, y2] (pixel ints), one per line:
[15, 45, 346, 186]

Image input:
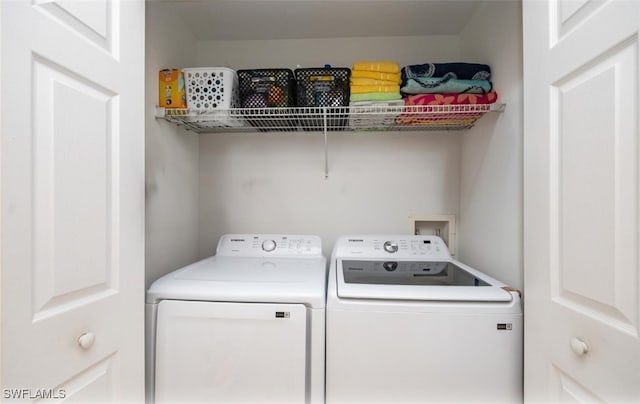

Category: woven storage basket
[295, 67, 351, 131]
[237, 69, 297, 131]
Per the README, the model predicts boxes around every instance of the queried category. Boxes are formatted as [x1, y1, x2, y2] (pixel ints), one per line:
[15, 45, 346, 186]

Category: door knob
[78, 332, 95, 350]
[570, 337, 589, 356]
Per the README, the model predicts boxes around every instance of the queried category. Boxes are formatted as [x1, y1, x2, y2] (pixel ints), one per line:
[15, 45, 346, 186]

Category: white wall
[198, 133, 461, 258]
[458, 0, 523, 289]
[196, 36, 463, 258]
[145, 4, 201, 288]
[145, 5, 525, 287]
[196, 35, 461, 69]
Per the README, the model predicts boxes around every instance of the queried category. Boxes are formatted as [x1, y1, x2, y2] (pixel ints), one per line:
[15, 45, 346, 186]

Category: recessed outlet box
[409, 214, 456, 256]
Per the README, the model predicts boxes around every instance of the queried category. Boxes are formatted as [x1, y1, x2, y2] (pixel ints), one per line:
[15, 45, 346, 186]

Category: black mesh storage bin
[295, 67, 351, 131]
[237, 69, 296, 131]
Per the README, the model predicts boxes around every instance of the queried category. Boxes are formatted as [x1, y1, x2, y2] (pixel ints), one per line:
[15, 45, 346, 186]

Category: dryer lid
[147, 255, 327, 308]
[336, 259, 513, 302]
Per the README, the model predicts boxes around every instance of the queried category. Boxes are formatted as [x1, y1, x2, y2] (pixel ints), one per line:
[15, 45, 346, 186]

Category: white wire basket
[183, 67, 247, 128]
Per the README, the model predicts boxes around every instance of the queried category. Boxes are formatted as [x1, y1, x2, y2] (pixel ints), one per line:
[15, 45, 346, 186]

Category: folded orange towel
[353, 61, 400, 74]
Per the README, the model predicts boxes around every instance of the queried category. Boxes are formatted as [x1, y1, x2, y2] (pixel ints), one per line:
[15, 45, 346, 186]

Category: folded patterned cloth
[402, 62, 491, 81]
[404, 92, 498, 105]
[401, 77, 493, 95]
[350, 92, 402, 102]
[351, 77, 399, 86]
[353, 61, 400, 74]
[395, 93, 495, 126]
[351, 84, 400, 94]
[351, 70, 402, 83]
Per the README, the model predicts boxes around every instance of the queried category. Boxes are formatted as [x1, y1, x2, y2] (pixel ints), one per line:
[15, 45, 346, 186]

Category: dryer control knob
[383, 241, 398, 253]
[262, 239, 277, 252]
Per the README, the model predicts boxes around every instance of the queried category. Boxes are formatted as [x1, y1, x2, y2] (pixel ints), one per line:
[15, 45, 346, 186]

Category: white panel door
[1, 0, 144, 401]
[155, 301, 307, 404]
[524, 0, 640, 401]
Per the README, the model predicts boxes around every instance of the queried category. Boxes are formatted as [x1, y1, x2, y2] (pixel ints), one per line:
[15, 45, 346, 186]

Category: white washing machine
[326, 235, 522, 404]
[146, 234, 327, 404]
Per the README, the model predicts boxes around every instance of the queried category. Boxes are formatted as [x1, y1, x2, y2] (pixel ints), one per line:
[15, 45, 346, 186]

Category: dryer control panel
[334, 235, 452, 260]
[217, 234, 323, 257]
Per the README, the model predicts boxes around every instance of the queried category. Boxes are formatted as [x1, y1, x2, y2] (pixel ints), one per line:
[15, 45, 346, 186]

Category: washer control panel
[217, 234, 323, 257]
[335, 235, 452, 259]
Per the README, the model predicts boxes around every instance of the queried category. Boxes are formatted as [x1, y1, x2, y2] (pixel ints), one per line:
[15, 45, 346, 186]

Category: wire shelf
[155, 104, 505, 134]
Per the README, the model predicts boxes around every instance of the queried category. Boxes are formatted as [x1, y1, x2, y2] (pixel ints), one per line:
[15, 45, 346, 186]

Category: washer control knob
[383, 241, 398, 253]
[262, 239, 277, 252]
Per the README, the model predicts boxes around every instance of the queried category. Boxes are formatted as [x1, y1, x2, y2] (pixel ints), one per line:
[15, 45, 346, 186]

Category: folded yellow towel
[350, 84, 400, 94]
[351, 70, 401, 83]
[350, 77, 399, 86]
[353, 61, 400, 74]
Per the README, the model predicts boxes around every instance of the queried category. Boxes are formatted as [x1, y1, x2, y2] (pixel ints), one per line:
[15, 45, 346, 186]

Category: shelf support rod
[324, 108, 329, 179]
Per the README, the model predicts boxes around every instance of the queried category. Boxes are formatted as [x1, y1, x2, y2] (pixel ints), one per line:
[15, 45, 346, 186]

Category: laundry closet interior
[145, 0, 523, 291]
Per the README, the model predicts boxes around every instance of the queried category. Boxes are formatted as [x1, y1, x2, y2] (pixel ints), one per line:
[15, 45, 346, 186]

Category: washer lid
[337, 259, 513, 302]
[147, 255, 327, 308]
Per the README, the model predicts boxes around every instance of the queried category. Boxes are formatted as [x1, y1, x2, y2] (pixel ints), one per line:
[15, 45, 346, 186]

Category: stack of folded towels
[400, 62, 497, 104]
[350, 61, 402, 102]
[397, 62, 498, 126]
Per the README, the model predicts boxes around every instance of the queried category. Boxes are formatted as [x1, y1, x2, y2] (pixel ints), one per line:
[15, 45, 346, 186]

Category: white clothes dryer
[146, 234, 327, 404]
[326, 235, 522, 404]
